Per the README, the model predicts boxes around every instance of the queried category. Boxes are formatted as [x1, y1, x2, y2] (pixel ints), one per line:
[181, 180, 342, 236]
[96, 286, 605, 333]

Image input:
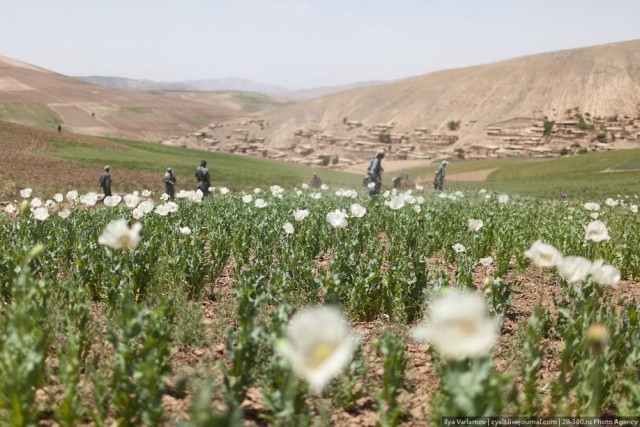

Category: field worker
[434, 160, 448, 191]
[364, 149, 385, 197]
[99, 165, 112, 198]
[164, 167, 177, 198]
[57, 124, 62, 133]
[194, 160, 211, 196]
[310, 173, 322, 189]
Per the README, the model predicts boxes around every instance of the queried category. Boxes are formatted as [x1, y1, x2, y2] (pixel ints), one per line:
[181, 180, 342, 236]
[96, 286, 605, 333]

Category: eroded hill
[167, 39, 640, 168]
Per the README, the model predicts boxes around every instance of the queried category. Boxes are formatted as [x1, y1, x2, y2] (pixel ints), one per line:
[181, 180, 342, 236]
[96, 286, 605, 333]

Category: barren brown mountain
[0, 56, 244, 141]
[170, 39, 640, 167]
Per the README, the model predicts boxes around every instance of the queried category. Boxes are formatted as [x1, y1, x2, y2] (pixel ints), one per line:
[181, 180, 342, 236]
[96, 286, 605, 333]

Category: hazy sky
[2, 0, 640, 90]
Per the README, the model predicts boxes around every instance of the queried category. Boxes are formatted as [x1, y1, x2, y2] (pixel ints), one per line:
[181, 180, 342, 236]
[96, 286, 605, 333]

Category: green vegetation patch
[610, 156, 640, 171]
[396, 148, 640, 199]
[0, 103, 63, 127]
[38, 136, 362, 189]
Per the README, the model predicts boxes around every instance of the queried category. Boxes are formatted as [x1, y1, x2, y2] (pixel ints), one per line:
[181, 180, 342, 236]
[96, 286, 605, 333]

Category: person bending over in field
[194, 160, 211, 196]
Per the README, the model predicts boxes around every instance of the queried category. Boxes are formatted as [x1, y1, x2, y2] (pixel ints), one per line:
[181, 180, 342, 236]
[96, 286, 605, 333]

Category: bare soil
[0, 121, 160, 197]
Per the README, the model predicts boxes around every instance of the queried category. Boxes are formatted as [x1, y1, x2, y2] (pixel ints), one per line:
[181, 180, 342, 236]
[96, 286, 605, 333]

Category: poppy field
[1, 185, 639, 426]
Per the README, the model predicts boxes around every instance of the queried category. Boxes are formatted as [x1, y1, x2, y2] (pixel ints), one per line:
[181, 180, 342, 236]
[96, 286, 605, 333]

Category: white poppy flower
[557, 256, 592, 283]
[179, 226, 191, 235]
[242, 194, 252, 203]
[301, 183, 309, 190]
[413, 205, 422, 213]
[20, 188, 33, 198]
[5, 204, 17, 214]
[293, 209, 310, 221]
[32, 207, 49, 221]
[415, 184, 424, 191]
[326, 209, 348, 229]
[590, 260, 621, 286]
[584, 202, 600, 211]
[479, 189, 487, 194]
[103, 195, 122, 207]
[124, 193, 140, 208]
[590, 212, 599, 220]
[270, 185, 284, 196]
[255, 198, 268, 208]
[630, 205, 638, 213]
[484, 194, 491, 199]
[479, 256, 494, 266]
[53, 193, 64, 203]
[367, 182, 375, 190]
[165, 201, 179, 213]
[311, 192, 321, 200]
[176, 190, 191, 199]
[141, 189, 152, 197]
[295, 190, 303, 196]
[253, 188, 262, 194]
[155, 204, 170, 216]
[79, 192, 99, 207]
[410, 290, 500, 360]
[58, 209, 71, 219]
[416, 196, 425, 205]
[138, 200, 155, 214]
[498, 194, 509, 203]
[45, 199, 55, 208]
[320, 184, 328, 191]
[383, 190, 391, 198]
[403, 194, 417, 205]
[30, 197, 43, 208]
[350, 203, 366, 218]
[160, 193, 170, 201]
[189, 190, 203, 203]
[209, 186, 215, 193]
[524, 240, 563, 268]
[132, 208, 144, 219]
[386, 196, 405, 210]
[585, 220, 610, 242]
[283, 222, 294, 234]
[220, 187, 230, 195]
[66, 190, 79, 202]
[605, 198, 619, 207]
[275, 306, 359, 392]
[468, 219, 484, 232]
[98, 219, 142, 250]
[452, 243, 466, 253]
[447, 194, 457, 201]
[438, 193, 447, 199]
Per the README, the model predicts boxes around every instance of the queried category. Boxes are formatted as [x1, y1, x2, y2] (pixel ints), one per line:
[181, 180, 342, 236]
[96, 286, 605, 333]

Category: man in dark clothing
[164, 168, 177, 198]
[57, 124, 62, 133]
[194, 160, 211, 196]
[434, 160, 448, 191]
[310, 173, 322, 189]
[364, 149, 385, 197]
[99, 165, 112, 198]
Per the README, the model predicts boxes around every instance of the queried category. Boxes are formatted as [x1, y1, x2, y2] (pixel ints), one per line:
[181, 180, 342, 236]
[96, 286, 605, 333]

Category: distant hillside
[0, 56, 241, 141]
[167, 39, 640, 168]
[76, 75, 385, 100]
